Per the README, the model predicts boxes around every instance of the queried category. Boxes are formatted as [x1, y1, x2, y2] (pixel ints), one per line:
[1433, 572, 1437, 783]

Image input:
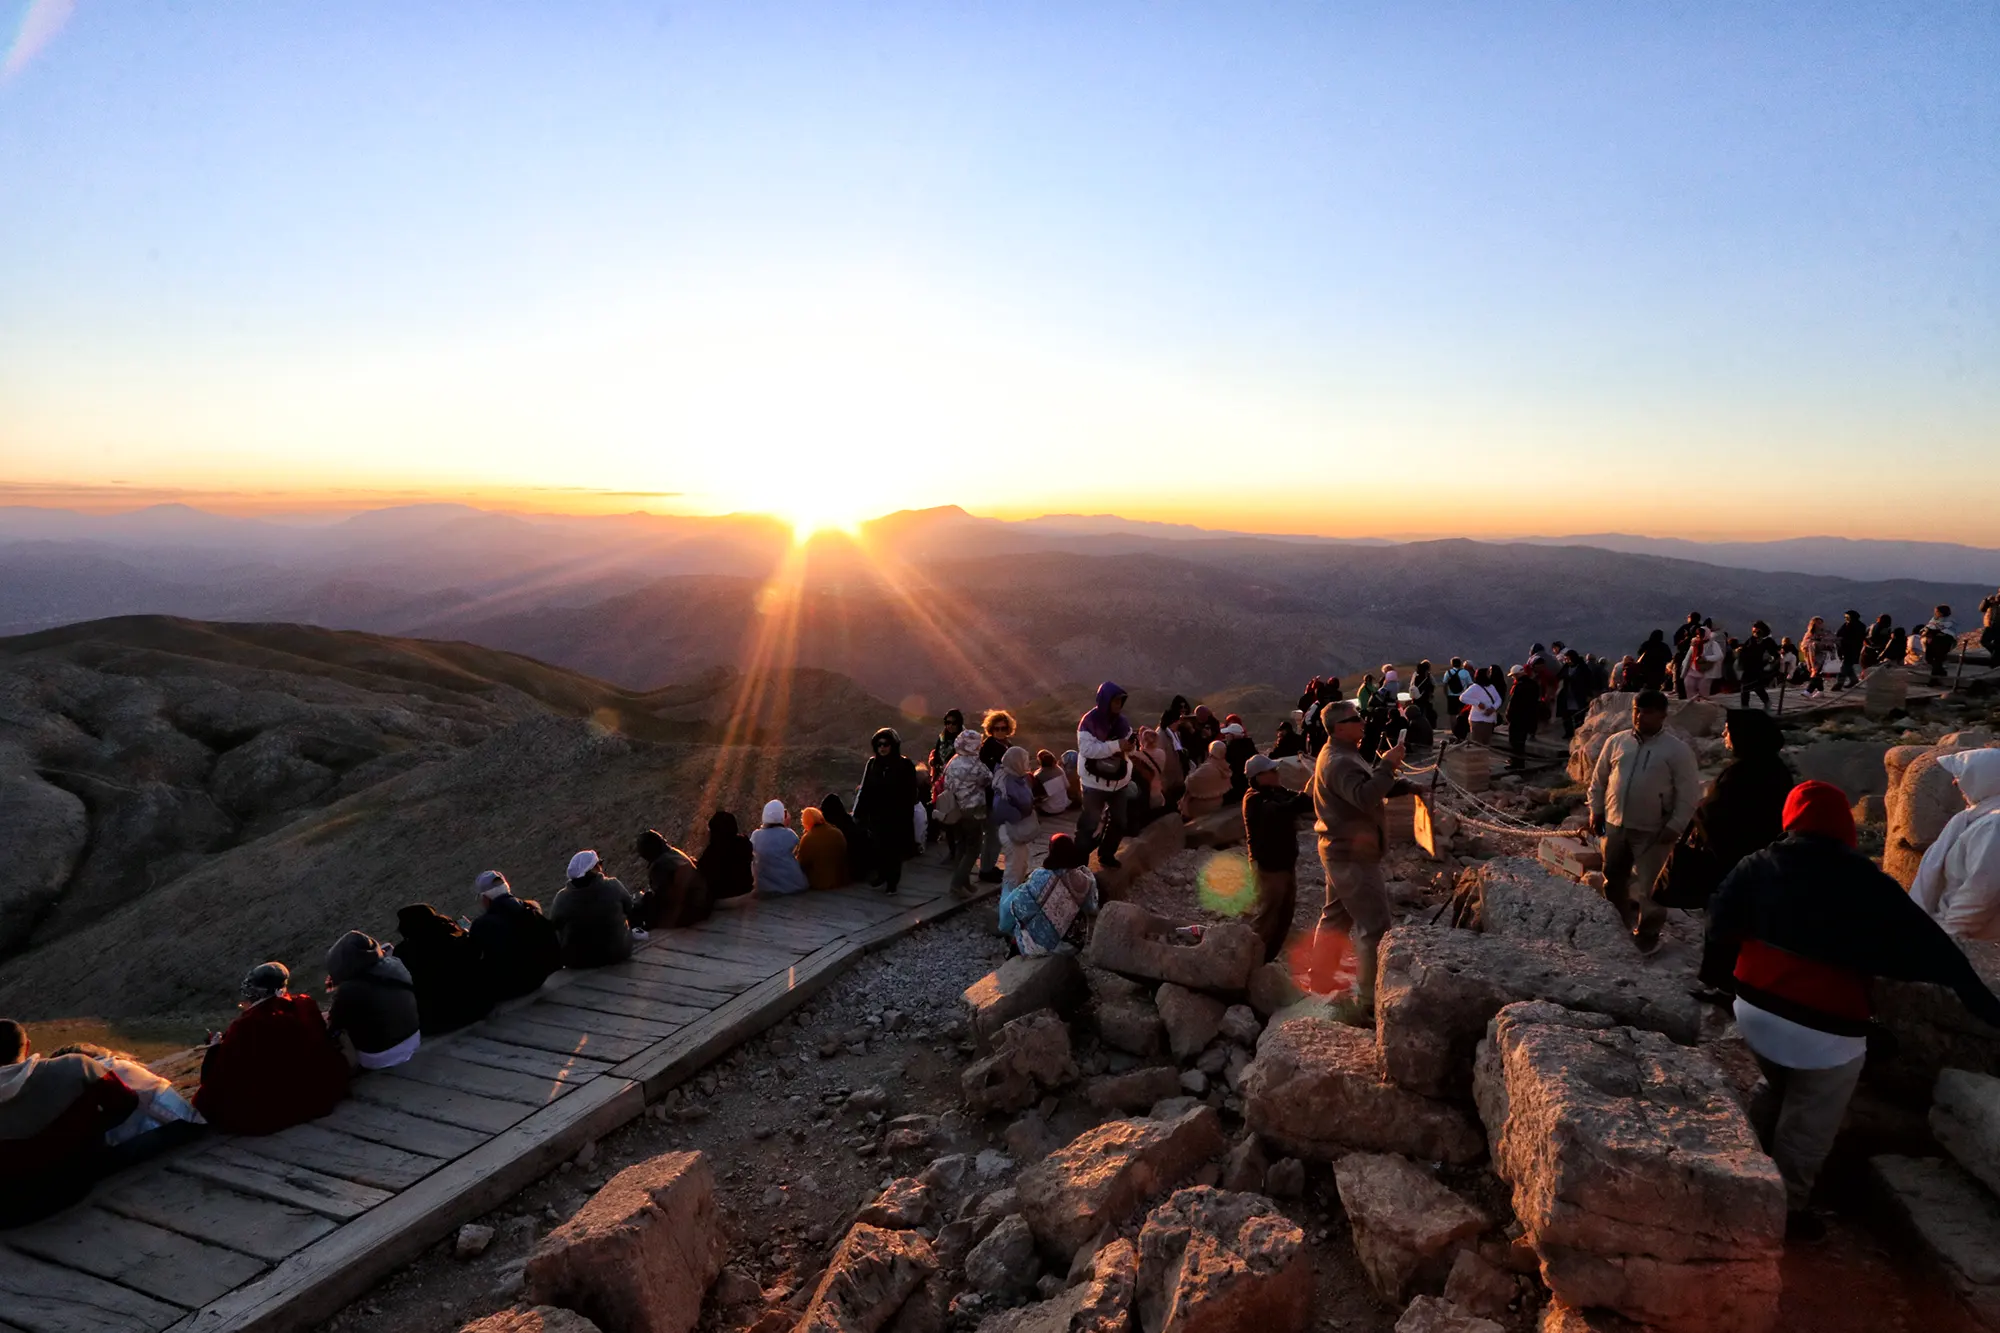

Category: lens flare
[1286, 929, 1356, 995]
[2, 0, 75, 82]
[1196, 852, 1256, 918]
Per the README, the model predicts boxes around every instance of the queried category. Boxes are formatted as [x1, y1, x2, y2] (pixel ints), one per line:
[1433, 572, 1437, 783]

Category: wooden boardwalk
[0, 852, 997, 1333]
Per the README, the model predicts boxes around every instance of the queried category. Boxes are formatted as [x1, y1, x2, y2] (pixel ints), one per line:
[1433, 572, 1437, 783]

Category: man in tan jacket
[1588, 688, 1701, 953]
[1311, 700, 1415, 1020]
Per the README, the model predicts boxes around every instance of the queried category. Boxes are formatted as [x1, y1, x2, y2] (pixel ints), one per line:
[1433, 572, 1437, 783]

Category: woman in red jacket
[194, 962, 349, 1136]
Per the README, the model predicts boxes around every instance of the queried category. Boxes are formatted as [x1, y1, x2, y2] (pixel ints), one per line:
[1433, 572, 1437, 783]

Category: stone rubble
[1134, 1186, 1311, 1333]
[1242, 1013, 1484, 1164]
[1331, 1152, 1487, 1303]
[1017, 1107, 1228, 1261]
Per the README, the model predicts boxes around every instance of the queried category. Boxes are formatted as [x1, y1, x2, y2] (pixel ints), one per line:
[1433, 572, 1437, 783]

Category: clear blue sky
[2, 2, 1995, 540]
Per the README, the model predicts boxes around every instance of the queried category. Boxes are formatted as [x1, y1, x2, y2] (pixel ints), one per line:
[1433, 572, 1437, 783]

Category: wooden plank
[382, 1054, 573, 1107]
[618, 954, 759, 993]
[443, 1035, 613, 1084]
[311, 1100, 487, 1161]
[612, 939, 863, 1098]
[99, 1174, 337, 1264]
[0, 1245, 187, 1332]
[170, 1148, 391, 1222]
[683, 913, 843, 950]
[231, 1124, 444, 1192]
[171, 1077, 642, 1333]
[562, 969, 735, 1009]
[525, 1003, 682, 1043]
[6, 1210, 266, 1310]
[474, 1015, 652, 1063]
[346, 1076, 531, 1134]
[652, 935, 808, 969]
[540, 984, 708, 1025]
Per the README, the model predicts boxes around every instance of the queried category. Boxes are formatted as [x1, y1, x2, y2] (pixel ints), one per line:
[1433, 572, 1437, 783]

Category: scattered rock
[1442, 1248, 1517, 1320]
[710, 1267, 763, 1308]
[919, 1154, 971, 1195]
[1242, 1014, 1484, 1164]
[849, 1085, 891, 1114]
[1096, 995, 1169, 1057]
[965, 953, 1088, 1052]
[1933, 1067, 2000, 1199]
[1087, 1066, 1184, 1112]
[1086, 902, 1262, 994]
[1156, 983, 1228, 1060]
[1246, 962, 1306, 1018]
[1873, 937, 2000, 1095]
[1536, 1302, 1645, 1332]
[455, 1308, 602, 1333]
[1474, 1003, 1783, 1333]
[1332, 1153, 1486, 1303]
[858, 1178, 934, 1231]
[573, 1140, 598, 1170]
[1148, 1095, 1201, 1121]
[1004, 1110, 1060, 1160]
[1018, 1107, 1228, 1261]
[965, 1214, 1042, 1295]
[1870, 1154, 2000, 1329]
[1393, 1296, 1503, 1333]
[1220, 1134, 1268, 1193]
[524, 1151, 726, 1333]
[1263, 1158, 1305, 1199]
[794, 1224, 939, 1333]
[1134, 1186, 1311, 1333]
[883, 1275, 951, 1333]
[455, 1223, 495, 1259]
[1218, 1004, 1261, 1047]
[1178, 1069, 1208, 1095]
[964, 1010, 1078, 1115]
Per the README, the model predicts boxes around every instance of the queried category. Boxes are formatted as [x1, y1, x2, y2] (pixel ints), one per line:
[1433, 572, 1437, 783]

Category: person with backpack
[393, 904, 493, 1034]
[468, 871, 562, 1000]
[941, 728, 993, 893]
[1075, 682, 1136, 869]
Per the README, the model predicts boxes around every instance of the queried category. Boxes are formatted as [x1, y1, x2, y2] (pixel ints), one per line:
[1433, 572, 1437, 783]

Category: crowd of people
[4, 589, 1995, 1233]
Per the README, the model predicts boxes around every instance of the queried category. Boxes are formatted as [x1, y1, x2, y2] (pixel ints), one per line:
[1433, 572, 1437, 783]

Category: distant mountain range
[2, 503, 1993, 702]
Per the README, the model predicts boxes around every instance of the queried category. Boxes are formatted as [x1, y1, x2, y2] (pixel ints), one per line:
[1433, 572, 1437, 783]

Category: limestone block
[1241, 1014, 1484, 1164]
[1155, 983, 1226, 1061]
[1933, 1068, 2000, 1202]
[1332, 1153, 1485, 1302]
[1018, 1108, 1227, 1261]
[1394, 1297, 1503, 1333]
[1134, 1187, 1310, 1333]
[964, 953, 1087, 1052]
[795, 1224, 939, 1333]
[1085, 902, 1261, 994]
[524, 1151, 726, 1333]
[1086, 1067, 1184, 1113]
[963, 1010, 1077, 1115]
[1870, 1154, 2000, 1330]
[457, 1309, 602, 1333]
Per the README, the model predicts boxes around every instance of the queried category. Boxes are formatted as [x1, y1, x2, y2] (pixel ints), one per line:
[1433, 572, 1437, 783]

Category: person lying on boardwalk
[998, 833, 1099, 957]
[51, 1041, 204, 1154]
[395, 904, 494, 1034]
[469, 870, 562, 1000]
[750, 801, 810, 896]
[696, 812, 757, 903]
[633, 827, 711, 929]
[326, 931, 422, 1069]
[0, 1018, 139, 1226]
[1242, 753, 1316, 963]
[550, 849, 637, 965]
[195, 961, 349, 1136]
[795, 806, 850, 891]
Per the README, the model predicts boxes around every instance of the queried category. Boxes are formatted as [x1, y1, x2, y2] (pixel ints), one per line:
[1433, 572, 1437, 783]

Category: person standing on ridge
[855, 728, 920, 895]
[1076, 682, 1136, 869]
[975, 710, 1018, 883]
[1242, 754, 1315, 961]
[1834, 612, 1867, 692]
[1504, 665, 1540, 771]
[1634, 630, 1672, 691]
[1588, 689, 1700, 953]
[1922, 605, 1959, 685]
[1309, 700, 1414, 1021]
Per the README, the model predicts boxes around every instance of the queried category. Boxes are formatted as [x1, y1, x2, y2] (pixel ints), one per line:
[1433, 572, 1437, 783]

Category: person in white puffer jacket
[1912, 749, 2000, 940]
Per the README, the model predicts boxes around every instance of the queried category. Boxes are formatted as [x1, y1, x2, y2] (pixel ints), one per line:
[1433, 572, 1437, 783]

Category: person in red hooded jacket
[1703, 781, 2000, 1241]
[194, 961, 349, 1137]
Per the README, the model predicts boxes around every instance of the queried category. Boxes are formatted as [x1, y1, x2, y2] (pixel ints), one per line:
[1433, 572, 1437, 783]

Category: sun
[772, 489, 873, 544]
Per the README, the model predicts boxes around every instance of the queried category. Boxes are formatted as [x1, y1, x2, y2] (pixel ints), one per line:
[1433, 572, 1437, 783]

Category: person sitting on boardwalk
[1033, 749, 1072, 816]
[394, 904, 494, 1034]
[633, 828, 710, 929]
[0, 1019, 140, 1226]
[795, 806, 850, 890]
[697, 812, 757, 903]
[1242, 753, 1315, 962]
[51, 1042, 204, 1153]
[550, 850, 638, 965]
[469, 871, 562, 1001]
[1178, 739, 1233, 821]
[998, 834, 1099, 956]
[854, 729, 919, 895]
[1702, 781, 2000, 1241]
[326, 931, 422, 1069]
[750, 801, 810, 896]
[819, 793, 876, 885]
[195, 962, 349, 1136]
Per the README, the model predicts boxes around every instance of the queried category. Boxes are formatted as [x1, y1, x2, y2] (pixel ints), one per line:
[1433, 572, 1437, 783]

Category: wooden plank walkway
[0, 843, 1015, 1333]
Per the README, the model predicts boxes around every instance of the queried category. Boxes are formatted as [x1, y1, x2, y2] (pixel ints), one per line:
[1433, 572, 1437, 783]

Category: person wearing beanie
[633, 827, 711, 929]
[1703, 780, 2000, 1240]
[549, 850, 637, 967]
[1310, 699, 1416, 1019]
[1588, 689, 1701, 953]
[750, 802, 809, 897]
[195, 961, 349, 1136]
[394, 904, 493, 1034]
[854, 728, 920, 894]
[794, 806, 850, 891]
[1242, 753, 1315, 962]
[325, 931, 421, 1069]
[468, 870, 562, 1000]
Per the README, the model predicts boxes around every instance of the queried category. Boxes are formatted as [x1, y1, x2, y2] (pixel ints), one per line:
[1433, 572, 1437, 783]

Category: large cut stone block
[1242, 1014, 1483, 1164]
[1464, 858, 1628, 954]
[1870, 1154, 2000, 1331]
[1873, 937, 2000, 1097]
[1375, 923, 1702, 1099]
[963, 1009, 1077, 1115]
[1018, 1107, 1227, 1261]
[965, 953, 1087, 1052]
[1086, 902, 1261, 994]
[1134, 1187, 1310, 1333]
[525, 1151, 726, 1333]
[1473, 1003, 1783, 1333]
[1332, 1153, 1486, 1303]
[1933, 1068, 2000, 1199]
[796, 1223, 939, 1333]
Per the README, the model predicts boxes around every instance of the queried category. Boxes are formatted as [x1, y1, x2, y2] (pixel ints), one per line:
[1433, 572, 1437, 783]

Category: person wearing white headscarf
[749, 800, 809, 896]
[1911, 750, 2000, 940]
[548, 849, 637, 966]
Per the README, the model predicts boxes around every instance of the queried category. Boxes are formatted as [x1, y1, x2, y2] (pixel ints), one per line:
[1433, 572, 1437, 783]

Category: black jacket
[1243, 786, 1314, 870]
[854, 752, 920, 854]
[697, 813, 756, 901]
[1700, 835, 2000, 1029]
[469, 894, 562, 1001]
[395, 905, 493, 1034]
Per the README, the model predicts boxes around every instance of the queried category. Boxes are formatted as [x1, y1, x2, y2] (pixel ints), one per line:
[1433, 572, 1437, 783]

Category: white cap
[566, 849, 600, 880]
[762, 799, 787, 825]
[1220, 723, 1247, 737]
[473, 870, 511, 900]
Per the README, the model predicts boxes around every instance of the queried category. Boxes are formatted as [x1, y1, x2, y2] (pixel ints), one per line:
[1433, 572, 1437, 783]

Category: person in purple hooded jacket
[1075, 682, 1136, 869]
